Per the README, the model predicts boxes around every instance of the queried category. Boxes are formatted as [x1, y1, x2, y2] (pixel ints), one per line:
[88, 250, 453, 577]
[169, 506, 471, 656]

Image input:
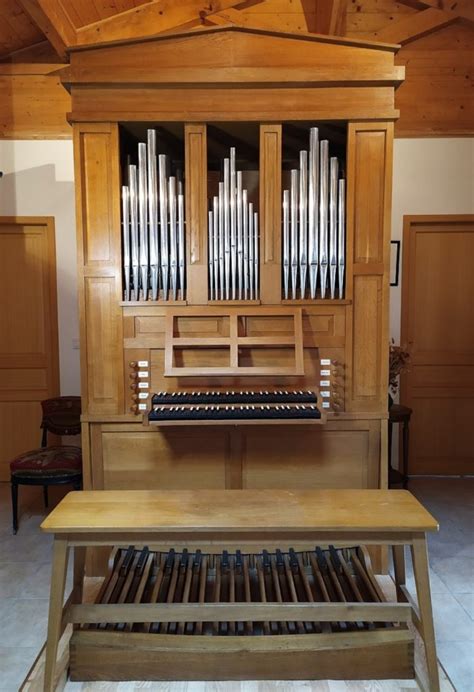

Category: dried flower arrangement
[389, 340, 411, 394]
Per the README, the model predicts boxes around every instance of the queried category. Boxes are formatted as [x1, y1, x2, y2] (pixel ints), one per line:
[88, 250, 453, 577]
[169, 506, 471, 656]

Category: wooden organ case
[66, 27, 403, 569]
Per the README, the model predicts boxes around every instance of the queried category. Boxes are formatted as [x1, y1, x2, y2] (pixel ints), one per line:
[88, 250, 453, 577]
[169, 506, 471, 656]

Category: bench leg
[392, 544, 406, 600]
[44, 538, 69, 692]
[411, 534, 440, 692]
[73, 547, 86, 603]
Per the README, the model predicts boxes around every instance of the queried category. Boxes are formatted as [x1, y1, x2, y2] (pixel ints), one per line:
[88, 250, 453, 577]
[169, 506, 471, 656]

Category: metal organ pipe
[282, 128, 345, 300]
[208, 149, 259, 301]
[121, 129, 186, 302]
[319, 140, 329, 300]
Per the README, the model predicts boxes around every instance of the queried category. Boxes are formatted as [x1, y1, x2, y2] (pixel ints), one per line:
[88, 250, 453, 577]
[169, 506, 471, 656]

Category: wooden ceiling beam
[18, 0, 76, 61]
[374, 7, 457, 44]
[440, 0, 474, 24]
[314, 0, 347, 36]
[399, 0, 473, 23]
[76, 0, 252, 46]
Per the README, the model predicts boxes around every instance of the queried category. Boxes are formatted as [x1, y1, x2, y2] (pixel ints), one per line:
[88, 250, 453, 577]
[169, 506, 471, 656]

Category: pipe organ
[66, 25, 403, 576]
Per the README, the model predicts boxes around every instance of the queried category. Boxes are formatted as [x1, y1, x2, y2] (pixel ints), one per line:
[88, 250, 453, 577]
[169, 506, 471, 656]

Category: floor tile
[453, 592, 474, 620]
[0, 529, 53, 562]
[430, 556, 474, 594]
[0, 598, 49, 649]
[437, 640, 474, 692]
[0, 646, 38, 692]
[430, 592, 474, 641]
[0, 561, 53, 599]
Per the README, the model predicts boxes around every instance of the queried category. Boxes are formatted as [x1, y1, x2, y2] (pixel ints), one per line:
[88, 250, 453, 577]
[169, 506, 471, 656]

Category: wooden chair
[9, 396, 82, 534]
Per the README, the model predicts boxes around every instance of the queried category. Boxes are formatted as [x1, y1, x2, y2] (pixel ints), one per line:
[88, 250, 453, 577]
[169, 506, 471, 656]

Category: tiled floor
[0, 479, 472, 691]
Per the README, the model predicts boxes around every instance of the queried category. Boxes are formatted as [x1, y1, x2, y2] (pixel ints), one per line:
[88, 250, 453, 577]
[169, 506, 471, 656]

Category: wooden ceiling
[0, 0, 472, 62]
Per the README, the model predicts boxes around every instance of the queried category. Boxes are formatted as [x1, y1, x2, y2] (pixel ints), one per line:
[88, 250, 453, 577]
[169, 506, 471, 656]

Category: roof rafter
[398, 0, 474, 24]
[17, 0, 76, 61]
[75, 0, 254, 46]
[374, 7, 457, 44]
[314, 0, 346, 36]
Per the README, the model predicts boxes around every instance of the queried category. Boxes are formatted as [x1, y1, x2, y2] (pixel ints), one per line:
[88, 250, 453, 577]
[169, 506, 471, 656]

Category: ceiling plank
[314, 0, 346, 36]
[17, 0, 77, 60]
[374, 7, 457, 44]
[76, 0, 253, 46]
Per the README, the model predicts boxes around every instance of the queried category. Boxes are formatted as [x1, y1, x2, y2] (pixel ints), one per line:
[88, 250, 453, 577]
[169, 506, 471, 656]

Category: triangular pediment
[66, 25, 402, 88]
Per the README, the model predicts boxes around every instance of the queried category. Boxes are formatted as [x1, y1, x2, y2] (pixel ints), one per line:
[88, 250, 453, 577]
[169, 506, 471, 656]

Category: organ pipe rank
[121, 129, 186, 302]
[208, 147, 259, 301]
[283, 127, 346, 300]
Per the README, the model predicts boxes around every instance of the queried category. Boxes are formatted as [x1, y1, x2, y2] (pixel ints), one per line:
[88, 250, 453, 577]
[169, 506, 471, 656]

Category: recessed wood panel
[354, 131, 386, 264]
[102, 430, 228, 489]
[0, 368, 47, 391]
[85, 277, 121, 413]
[80, 132, 114, 265]
[408, 394, 474, 476]
[0, 227, 46, 355]
[410, 229, 474, 359]
[242, 426, 373, 490]
[352, 276, 381, 401]
[412, 365, 474, 389]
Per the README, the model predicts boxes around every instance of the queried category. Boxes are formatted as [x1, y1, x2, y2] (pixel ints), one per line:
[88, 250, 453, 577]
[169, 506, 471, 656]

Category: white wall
[0, 140, 80, 395]
[390, 138, 474, 343]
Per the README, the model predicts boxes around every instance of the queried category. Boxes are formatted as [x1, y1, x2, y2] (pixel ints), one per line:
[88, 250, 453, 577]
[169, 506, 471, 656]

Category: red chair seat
[10, 446, 82, 477]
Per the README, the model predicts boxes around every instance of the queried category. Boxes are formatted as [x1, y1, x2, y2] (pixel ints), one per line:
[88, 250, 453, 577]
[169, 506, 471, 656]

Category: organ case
[65, 27, 403, 569]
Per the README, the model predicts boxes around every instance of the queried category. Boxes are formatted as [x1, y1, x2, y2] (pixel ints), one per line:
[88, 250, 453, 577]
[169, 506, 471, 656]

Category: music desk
[41, 489, 440, 691]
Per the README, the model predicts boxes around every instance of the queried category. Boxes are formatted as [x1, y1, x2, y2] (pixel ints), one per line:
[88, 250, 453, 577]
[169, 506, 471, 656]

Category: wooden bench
[41, 488, 440, 691]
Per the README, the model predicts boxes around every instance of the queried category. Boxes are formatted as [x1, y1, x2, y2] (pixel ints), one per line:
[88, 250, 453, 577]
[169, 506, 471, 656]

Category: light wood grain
[0, 217, 60, 480]
[41, 489, 438, 534]
[400, 214, 474, 475]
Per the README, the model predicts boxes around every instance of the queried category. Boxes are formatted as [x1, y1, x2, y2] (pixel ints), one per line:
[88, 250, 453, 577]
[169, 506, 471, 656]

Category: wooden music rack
[164, 306, 305, 377]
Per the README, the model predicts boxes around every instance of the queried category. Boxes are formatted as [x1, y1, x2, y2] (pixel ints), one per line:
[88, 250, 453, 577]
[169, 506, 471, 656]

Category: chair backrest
[41, 396, 82, 446]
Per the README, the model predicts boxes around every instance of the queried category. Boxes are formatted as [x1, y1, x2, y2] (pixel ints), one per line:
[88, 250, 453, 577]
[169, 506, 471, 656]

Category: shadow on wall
[0, 158, 80, 395]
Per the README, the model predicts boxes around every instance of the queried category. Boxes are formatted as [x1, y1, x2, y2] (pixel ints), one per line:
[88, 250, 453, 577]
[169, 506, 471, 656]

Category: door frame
[0, 216, 60, 398]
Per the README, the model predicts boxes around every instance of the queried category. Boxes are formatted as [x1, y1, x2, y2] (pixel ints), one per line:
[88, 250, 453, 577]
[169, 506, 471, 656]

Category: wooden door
[401, 215, 474, 475]
[0, 217, 60, 481]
